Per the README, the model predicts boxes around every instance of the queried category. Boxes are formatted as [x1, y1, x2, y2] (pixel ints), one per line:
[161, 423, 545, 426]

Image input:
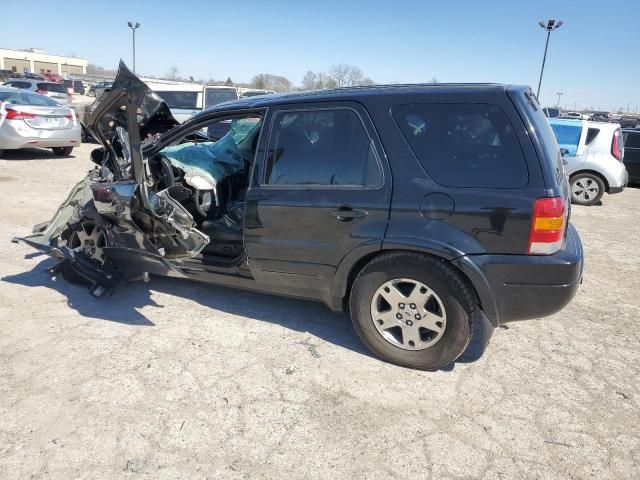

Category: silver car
[0, 87, 81, 157]
[2, 78, 71, 106]
[548, 118, 628, 205]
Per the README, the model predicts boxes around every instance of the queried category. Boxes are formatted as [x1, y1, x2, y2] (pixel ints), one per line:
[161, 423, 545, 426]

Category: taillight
[528, 197, 566, 255]
[35, 88, 47, 94]
[5, 108, 37, 120]
[611, 129, 623, 161]
[64, 112, 80, 120]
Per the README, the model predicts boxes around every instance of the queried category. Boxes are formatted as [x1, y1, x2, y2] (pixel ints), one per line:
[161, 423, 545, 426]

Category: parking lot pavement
[0, 144, 639, 479]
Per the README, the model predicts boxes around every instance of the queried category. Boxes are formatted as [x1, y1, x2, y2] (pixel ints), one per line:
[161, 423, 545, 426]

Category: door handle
[329, 206, 367, 221]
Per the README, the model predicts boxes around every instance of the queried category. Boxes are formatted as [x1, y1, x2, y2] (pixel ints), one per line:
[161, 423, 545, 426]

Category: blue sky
[2, 0, 638, 110]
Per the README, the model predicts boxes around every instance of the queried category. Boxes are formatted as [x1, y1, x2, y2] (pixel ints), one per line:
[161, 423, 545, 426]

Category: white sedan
[0, 86, 81, 157]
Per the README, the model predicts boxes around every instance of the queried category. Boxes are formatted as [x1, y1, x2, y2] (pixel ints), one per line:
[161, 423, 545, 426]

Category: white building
[0, 48, 88, 76]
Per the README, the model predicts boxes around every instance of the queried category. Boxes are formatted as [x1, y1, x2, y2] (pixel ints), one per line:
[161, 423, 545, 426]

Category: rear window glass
[155, 91, 199, 109]
[204, 88, 238, 108]
[0, 91, 59, 106]
[24, 92, 60, 106]
[549, 122, 583, 156]
[37, 82, 68, 93]
[5, 81, 31, 89]
[392, 103, 528, 188]
[0, 91, 22, 103]
[624, 132, 640, 148]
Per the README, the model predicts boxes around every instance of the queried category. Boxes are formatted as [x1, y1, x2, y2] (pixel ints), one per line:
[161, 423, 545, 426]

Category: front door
[244, 102, 391, 295]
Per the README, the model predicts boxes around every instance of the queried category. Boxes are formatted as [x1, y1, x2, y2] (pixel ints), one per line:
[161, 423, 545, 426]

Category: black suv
[622, 129, 640, 184]
[21, 63, 583, 370]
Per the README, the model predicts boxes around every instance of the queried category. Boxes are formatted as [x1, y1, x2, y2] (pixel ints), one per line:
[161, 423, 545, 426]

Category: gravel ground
[0, 143, 639, 479]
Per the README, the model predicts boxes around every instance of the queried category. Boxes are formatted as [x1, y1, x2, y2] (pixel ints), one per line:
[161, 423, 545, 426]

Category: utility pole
[536, 19, 563, 101]
[127, 22, 140, 73]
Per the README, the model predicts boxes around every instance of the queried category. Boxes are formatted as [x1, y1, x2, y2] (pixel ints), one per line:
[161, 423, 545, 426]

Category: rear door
[244, 102, 391, 292]
[623, 131, 640, 182]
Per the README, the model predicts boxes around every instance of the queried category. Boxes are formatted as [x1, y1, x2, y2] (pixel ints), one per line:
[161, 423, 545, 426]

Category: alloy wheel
[572, 177, 600, 203]
[370, 278, 447, 351]
[69, 222, 106, 264]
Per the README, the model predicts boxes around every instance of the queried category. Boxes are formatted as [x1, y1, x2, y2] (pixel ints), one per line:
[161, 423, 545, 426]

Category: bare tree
[430, 76, 439, 83]
[345, 65, 364, 86]
[302, 71, 318, 90]
[328, 64, 370, 87]
[328, 64, 350, 87]
[317, 72, 337, 89]
[251, 73, 292, 92]
[167, 65, 179, 80]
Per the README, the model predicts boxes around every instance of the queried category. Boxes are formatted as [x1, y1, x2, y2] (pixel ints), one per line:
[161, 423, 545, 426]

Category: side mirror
[560, 148, 570, 157]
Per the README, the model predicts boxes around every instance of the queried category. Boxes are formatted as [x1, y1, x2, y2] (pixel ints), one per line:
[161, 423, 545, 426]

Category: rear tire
[349, 252, 476, 370]
[52, 146, 73, 157]
[570, 173, 605, 206]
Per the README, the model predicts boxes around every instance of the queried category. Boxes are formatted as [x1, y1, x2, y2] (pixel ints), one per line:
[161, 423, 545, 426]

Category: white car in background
[0, 87, 81, 157]
[145, 81, 239, 122]
[549, 118, 628, 205]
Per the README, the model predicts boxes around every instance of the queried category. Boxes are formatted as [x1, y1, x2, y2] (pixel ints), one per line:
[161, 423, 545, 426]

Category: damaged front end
[16, 61, 210, 296]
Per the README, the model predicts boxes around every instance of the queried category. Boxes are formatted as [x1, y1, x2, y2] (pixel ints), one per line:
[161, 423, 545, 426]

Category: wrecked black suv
[19, 62, 583, 370]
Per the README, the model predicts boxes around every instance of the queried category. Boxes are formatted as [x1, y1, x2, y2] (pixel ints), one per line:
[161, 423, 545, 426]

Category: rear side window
[393, 103, 528, 188]
[585, 128, 600, 145]
[37, 82, 67, 93]
[265, 108, 382, 187]
[549, 122, 583, 156]
[155, 91, 199, 109]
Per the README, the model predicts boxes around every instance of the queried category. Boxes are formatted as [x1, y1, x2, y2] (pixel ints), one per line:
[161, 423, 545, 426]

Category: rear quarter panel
[363, 88, 548, 257]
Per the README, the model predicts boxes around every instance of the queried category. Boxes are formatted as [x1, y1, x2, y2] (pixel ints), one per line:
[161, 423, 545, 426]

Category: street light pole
[556, 92, 563, 107]
[127, 21, 140, 73]
[536, 19, 563, 101]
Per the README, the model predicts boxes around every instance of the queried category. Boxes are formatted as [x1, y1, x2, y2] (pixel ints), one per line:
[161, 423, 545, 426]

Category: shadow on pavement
[3, 256, 490, 367]
[0, 148, 76, 161]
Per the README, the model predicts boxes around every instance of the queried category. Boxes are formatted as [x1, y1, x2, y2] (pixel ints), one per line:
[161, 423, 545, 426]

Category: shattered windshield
[159, 117, 261, 192]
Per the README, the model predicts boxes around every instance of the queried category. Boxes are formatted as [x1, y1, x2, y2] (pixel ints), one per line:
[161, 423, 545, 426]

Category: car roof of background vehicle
[548, 118, 586, 127]
[0, 86, 21, 93]
[187, 83, 524, 121]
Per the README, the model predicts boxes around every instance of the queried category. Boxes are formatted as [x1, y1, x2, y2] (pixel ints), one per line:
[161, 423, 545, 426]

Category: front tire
[570, 173, 605, 206]
[52, 146, 73, 157]
[349, 252, 476, 370]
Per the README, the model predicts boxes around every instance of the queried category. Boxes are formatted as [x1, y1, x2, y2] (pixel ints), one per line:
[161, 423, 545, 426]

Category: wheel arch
[332, 248, 498, 326]
[569, 169, 610, 192]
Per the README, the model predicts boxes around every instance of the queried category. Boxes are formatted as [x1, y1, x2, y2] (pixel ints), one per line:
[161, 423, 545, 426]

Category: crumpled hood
[87, 60, 179, 147]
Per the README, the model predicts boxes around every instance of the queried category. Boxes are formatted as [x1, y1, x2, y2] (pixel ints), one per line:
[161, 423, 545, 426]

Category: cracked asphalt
[1, 144, 639, 479]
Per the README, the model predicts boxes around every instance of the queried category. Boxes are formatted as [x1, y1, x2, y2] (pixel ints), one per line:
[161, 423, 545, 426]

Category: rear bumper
[453, 223, 583, 325]
[608, 168, 628, 194]
[605, 160, 629, 190]
[0, 122, 81, 149]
